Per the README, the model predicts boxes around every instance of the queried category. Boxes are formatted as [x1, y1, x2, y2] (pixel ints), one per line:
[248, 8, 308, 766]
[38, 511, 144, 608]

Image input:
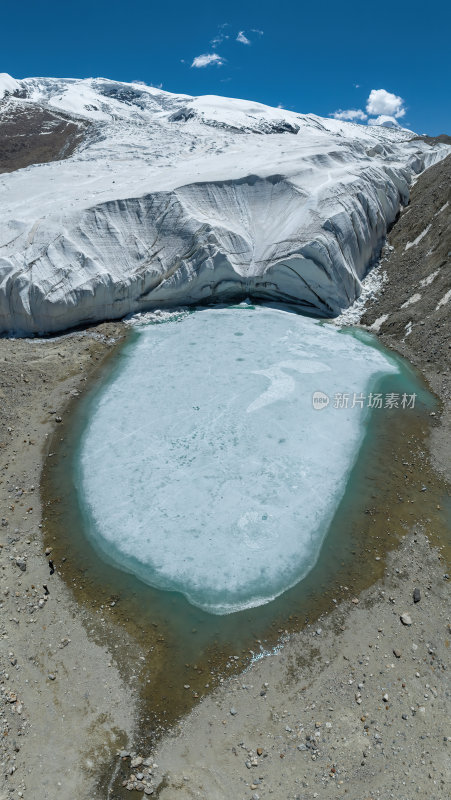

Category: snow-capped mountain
[0, 74, 448, 334]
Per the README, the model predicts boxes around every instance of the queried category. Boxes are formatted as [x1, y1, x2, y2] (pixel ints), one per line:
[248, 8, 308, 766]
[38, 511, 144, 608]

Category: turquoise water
[72, 305, 431, 617]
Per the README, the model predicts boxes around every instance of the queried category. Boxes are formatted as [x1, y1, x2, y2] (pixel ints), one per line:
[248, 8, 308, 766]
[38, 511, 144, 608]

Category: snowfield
[0, 75, 449, 334]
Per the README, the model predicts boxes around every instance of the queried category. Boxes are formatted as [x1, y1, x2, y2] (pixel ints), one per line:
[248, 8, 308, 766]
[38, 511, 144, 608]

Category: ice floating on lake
[78, 306, 398, 614]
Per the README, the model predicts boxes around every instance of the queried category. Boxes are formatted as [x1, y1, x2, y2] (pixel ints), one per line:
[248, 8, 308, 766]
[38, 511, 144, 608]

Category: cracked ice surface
[78, 306, 398, 614]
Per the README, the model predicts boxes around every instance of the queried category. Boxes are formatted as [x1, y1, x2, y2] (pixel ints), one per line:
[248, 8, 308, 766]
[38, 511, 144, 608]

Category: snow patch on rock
[401, 293, 422, 309]
[405, 224, 431, 251]
[0, 73, 21, 99]
[436, 289, 451, 311]
[369, 314, 389, 332]
[419, 269, 440, 288]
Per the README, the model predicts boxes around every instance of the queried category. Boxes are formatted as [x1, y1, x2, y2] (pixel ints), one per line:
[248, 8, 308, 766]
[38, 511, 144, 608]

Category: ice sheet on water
[78, 306, 398, 614]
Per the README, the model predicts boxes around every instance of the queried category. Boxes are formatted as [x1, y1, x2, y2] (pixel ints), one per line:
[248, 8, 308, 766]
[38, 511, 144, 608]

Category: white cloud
[251, 29, 264, 35]
[191, 53, 225, 68]
[210, 22, 230, 48]
[331, 109, 368, 121]
[367, 114, 401, 128]
[237, 31, 251, 45]
[211, 33, 229, 47]
[366, 89, 405, 118]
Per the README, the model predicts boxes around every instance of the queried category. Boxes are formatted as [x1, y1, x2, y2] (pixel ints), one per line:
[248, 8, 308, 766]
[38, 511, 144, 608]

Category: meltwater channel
[72, 304, 422, 616]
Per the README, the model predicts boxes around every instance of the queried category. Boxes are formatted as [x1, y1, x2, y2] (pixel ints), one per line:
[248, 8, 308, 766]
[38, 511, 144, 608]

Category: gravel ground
[148, 532, 450, 800]
[0, 325, 138, 800]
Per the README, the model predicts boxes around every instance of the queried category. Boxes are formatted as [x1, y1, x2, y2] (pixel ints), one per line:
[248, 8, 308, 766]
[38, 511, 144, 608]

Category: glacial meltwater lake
[78, 305, 431, 609]
[78, 304, 404, 614]
[43, 304, 436, 720]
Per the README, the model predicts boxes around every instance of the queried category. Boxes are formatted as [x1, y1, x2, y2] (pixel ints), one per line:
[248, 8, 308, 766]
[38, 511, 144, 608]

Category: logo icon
[312, 391, 330, 410]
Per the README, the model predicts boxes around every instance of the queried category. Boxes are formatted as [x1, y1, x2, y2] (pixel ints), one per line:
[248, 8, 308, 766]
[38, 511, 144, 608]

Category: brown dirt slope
[361, 152, 450, 481]
[0, 99, 88, 173]
[361, 153, 450, 400]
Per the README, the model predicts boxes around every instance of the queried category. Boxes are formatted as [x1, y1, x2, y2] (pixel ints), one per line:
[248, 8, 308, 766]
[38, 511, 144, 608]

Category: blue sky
[4, 0, 450, 134]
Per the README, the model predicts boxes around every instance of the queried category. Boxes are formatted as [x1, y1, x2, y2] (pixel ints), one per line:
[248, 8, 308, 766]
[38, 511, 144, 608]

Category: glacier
[78, 305, 399, 614]
[0, 76, 449, 334]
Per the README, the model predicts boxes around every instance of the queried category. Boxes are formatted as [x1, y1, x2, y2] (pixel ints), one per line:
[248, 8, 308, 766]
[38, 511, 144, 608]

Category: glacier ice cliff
[0, 76, 449, 334]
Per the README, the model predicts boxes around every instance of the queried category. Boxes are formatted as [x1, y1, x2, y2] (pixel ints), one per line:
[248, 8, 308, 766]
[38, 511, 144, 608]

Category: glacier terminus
[0, 74, 449, 334]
